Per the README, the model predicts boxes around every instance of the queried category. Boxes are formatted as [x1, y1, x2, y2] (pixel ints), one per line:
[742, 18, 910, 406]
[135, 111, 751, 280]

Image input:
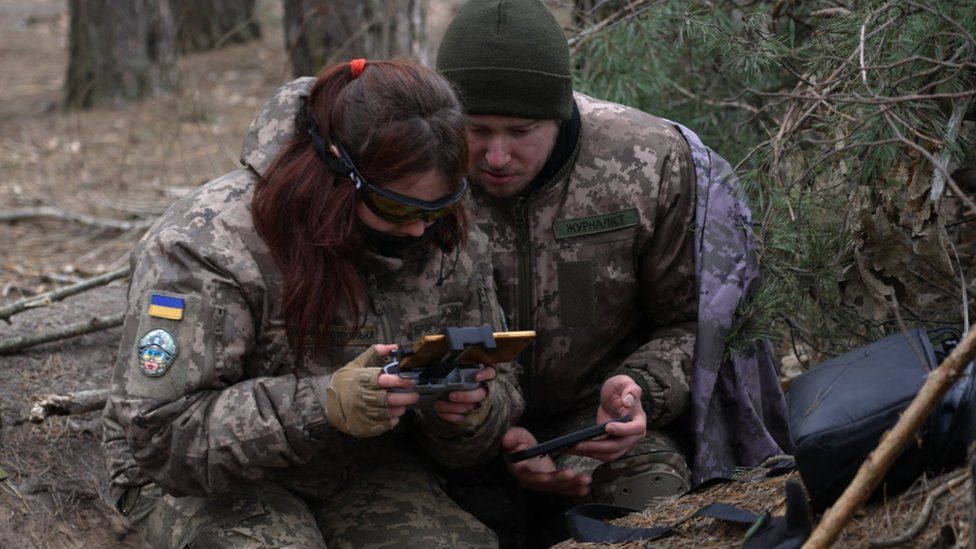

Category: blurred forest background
[0, 0, 975, 546]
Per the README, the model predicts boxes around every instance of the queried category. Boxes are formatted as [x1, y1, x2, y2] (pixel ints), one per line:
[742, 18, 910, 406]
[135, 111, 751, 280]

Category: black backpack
[787, 327, 975, 511]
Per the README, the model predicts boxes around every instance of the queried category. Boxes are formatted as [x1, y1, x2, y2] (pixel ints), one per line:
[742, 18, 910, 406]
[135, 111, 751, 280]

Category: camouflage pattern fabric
[205, 79, 790, 490]
[441, 406, 690, 547]
[544, 406, 691, 502]
[470, 92, 698, 428]
[123, 481, 326, 548]
[669, 122, 794, 484]
[240, 77, 315, 177]
[470, 93, 790, 485]
[310, 442, 497, 548]
[126, 440, 496, 548]
[101, 76, 524, 544]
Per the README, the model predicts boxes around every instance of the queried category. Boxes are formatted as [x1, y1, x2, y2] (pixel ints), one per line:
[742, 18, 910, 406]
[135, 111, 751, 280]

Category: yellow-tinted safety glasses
[361, 179, 468, 224]
[330, 137, 468, 224]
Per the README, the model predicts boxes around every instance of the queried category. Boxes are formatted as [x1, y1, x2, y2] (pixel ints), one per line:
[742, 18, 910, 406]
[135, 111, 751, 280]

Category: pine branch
[567, 0, 659, 52]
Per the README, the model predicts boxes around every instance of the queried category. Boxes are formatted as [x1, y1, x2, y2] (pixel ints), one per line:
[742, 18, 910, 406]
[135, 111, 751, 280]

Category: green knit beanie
[436, 0, 573, 120]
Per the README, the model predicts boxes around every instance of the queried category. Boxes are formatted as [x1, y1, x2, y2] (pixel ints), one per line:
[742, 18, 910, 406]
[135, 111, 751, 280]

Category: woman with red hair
[102, 60, 521, 548]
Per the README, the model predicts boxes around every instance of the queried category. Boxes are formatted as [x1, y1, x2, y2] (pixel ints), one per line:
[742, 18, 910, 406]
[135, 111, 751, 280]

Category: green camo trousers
[442, 406, 692, 547]
[121, 456, 497, 548]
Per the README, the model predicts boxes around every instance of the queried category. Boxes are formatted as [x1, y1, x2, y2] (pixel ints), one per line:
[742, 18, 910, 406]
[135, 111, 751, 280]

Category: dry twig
[0, 266, 130, 323]
[811, 8, 852, 18]
[868, 470, 969, 547]
[567, 0, 659, 52]
[28, 389, 110, 423]
[0, 206, 154, 231]
[930, 93, 972, 200]
[881, 110, 976, 216]
[803, 325, 976, 548]
[0, 313, 124, 355]
[670, 82, 763, 116]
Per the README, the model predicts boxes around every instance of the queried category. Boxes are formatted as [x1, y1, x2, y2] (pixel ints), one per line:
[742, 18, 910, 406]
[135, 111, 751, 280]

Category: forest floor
[0, 0, 291, 546]
[0, 0, 971, 547]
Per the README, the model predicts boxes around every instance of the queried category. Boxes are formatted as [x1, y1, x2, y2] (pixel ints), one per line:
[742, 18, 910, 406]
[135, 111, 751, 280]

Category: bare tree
[171, 0, 261, 53]
[283, 0, 429, 77]
[63, 0, 177, 109]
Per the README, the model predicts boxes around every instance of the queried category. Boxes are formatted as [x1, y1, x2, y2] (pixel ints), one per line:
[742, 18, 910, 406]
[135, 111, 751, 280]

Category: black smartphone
[506, 415, 632, 463]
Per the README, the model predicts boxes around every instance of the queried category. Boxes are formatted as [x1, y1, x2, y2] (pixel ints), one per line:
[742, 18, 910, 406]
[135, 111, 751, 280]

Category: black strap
[742, 481, 812, 549]
[302, 107, 356, 178]
[565, 503, 672, 543]
[565, 502, 760, 543]
[565, 480, 811, 547]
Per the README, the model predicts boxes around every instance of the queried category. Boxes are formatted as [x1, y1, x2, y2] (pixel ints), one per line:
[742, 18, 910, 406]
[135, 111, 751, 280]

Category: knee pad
[590, 451, 691, 509]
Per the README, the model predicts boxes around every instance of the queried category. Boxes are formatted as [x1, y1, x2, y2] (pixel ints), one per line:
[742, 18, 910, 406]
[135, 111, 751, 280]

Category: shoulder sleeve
[614, 130, 697, 426]
[104, 211, 331, 496]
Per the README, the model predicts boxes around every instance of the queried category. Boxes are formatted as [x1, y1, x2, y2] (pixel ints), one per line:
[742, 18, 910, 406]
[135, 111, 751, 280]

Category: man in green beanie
[436, 0, 793, 545]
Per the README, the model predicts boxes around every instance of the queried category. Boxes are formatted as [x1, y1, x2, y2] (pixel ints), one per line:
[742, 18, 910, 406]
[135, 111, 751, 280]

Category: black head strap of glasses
[305, 112, 364, 190]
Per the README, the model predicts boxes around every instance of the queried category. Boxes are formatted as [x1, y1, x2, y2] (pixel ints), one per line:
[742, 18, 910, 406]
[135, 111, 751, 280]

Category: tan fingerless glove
[325, 346, 393, 438]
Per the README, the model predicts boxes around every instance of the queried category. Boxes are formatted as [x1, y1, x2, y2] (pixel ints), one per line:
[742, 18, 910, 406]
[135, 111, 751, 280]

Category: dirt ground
[0, 0, 973, 547]
[554, 466, 972, 548]
[0, 1, 294, 546]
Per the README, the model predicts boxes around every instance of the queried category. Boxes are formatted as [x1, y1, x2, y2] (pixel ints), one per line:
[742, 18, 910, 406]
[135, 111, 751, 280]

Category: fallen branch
[0, 313, 124, 355]
[803, 325, 976, 548]
[868, 469, 969, 547]
[0, 206, 155, 231]
[29, 389, 110, 423]
[0, 266, 130, 322]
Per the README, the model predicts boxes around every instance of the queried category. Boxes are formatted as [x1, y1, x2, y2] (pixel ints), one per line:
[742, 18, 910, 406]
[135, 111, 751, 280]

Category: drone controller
[382, 325, 497, 408]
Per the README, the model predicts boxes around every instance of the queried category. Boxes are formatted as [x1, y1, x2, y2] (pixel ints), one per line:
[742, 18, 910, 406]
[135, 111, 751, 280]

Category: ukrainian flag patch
[148, 293, 185, 320]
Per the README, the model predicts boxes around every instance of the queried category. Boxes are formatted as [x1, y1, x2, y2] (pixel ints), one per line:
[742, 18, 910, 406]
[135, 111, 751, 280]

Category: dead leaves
[840, 155, 955, 321]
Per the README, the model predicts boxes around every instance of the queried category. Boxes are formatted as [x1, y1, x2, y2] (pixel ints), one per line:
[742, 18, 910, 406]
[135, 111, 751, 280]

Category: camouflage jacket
[471, 93, 698, 429]
[101, 79, 524, 499]
[471, 94, 792, 483]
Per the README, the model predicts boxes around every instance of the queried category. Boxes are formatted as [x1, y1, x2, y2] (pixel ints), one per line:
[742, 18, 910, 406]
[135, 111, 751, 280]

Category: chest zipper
[478, 275, 492, 326]
[514, 196, 534, 374]
[367, 274, 394, 342]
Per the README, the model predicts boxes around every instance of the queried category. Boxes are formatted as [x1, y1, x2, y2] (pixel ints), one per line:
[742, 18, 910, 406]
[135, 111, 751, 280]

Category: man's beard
[470, 167, 532, 198]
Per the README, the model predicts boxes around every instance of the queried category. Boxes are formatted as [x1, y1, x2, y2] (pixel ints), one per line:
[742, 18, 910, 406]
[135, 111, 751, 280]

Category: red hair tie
[350, 58, 366, 78]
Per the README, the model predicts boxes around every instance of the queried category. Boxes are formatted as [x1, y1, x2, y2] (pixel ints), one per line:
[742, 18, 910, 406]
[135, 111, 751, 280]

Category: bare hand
[502, 427, 591, 497]
[566, 375, 646, 461]
[432, 365, 496, 423]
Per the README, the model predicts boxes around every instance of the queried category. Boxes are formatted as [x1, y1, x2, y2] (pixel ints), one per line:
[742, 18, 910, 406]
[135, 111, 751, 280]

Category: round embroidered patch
[137, 329, 178, 377]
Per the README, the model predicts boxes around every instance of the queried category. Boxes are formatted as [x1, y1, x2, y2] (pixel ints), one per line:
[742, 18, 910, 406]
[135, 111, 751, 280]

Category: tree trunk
[283, 0, 429, 77]
[172, 0, 261, 53]
[64, 0, 177, 109]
